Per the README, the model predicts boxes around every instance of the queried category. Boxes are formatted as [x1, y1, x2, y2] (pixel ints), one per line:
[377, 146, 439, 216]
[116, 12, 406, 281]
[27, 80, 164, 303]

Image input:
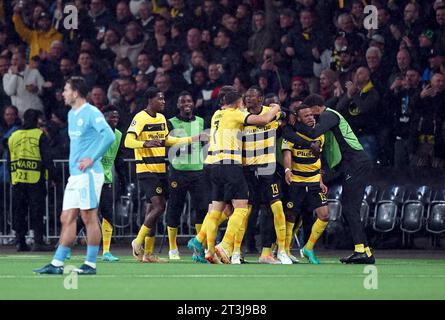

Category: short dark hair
[119, 76, 136, 85]
[144, 87, 161, 101]
[67, 77, 89, 98]
[102, 105, 119, 114]
[303, 94, 325, 107]
[178, 90, 192, 98]
[23, 109, 43, 129]
[295, 103, 311, 114]
[247, 85, 264, 96]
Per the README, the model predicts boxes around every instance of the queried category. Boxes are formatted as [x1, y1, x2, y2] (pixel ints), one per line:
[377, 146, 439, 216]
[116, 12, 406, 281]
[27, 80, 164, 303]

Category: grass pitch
[1, 250, 445, 300]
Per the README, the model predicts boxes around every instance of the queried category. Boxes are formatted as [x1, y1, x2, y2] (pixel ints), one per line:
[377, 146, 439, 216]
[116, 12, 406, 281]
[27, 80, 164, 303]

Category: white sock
[51, 259, 64, 267]
[84, 261, 96, 269]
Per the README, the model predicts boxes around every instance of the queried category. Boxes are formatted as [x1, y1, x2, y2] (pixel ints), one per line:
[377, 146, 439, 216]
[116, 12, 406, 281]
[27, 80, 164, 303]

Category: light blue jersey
[68, 103, 115, 176]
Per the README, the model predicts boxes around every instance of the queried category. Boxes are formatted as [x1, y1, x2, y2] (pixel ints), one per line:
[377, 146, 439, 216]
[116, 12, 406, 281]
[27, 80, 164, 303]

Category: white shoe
[131, 239, 143, 261]
[231, 252, 241, 264]
[288, 253, 299, 263]
[168, 249, 181, 260]
[277, 250, 293, 265]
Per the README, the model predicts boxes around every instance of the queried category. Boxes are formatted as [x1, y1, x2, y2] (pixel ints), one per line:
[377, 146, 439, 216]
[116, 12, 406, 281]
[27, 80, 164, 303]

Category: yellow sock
[365, 246, 372, 257]
[206, 210, 223, 252]
[195, 224, 202, 235]
[305, 219, 328, 250]
[217, 213, 228, 225]
[270, 201, 286, 251]
[144, 236, 155, 255]
[260, 247, 272, 257]
[167, 226, 178, 251]
[355, 243, 365, 253]
[234, 205, 252, 253]
[136, 225, 151, 246]
[285, 221, 295, 255]
[101, 218, 113, 254]
[221, 207, 248, 254]
[196, 214, 210, 243]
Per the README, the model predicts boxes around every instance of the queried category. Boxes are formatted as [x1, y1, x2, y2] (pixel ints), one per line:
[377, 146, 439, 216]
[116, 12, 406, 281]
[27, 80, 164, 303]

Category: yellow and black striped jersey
[282, 131, 325, 185]
[125, 110, 191, 176]
[205, 107, 249, 165]
[242, 106, 281, 167]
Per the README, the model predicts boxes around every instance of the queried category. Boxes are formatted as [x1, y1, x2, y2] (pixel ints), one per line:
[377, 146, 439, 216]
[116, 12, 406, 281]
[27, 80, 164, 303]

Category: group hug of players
[121, 84, 376, 265]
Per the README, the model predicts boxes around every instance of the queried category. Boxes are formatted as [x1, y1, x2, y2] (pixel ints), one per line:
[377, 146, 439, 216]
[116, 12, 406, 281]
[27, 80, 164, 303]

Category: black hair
[218, 85, 236, 106]
[52, 107, 69, 123]
[23, 109, 43, 129]
[66, 77, 89, 98]
[303, 94, 325, 107]
[247, 85, 264, 96]
[102, 105, 119, 114]
[178, 90, 192, 98]
[144, 87, 161, 101]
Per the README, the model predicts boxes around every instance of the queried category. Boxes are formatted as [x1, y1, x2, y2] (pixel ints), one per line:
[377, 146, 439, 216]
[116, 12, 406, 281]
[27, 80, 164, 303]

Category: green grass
[0, 253, 445, 300]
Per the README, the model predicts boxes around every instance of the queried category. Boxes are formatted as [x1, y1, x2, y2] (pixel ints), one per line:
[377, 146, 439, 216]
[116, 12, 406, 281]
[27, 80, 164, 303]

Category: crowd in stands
[0, 0, 444, 169]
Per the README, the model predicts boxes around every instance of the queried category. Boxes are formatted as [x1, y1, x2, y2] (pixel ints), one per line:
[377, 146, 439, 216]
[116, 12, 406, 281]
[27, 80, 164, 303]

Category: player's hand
[320, 180, 328, 194]
[193, 132, 209, 142]
[143, 140, 162, 148]
[310, 141, 321, 158]
[78, 158, 94, 172]
[285, 169, 293, 185]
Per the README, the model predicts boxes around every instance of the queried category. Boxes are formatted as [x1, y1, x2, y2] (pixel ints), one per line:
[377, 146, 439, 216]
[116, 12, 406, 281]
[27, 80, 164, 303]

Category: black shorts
[138, 173, 168, 201]
[209, 165, 249, 203]
[244, 167, 282, 206]
[285, 184, 327, 213]
[168, 169, 209, 210]
[99, 183, 113, 221]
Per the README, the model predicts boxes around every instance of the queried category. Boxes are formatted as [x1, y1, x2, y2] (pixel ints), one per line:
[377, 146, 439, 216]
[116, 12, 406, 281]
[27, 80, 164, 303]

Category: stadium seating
[426, 188, 445, 234]
[327, 185, 343, 222]
[400, 186, 432, 233]
[114, 183, 137, 229]
[360, 185, 379, 227]
[373, 185, 406, 233]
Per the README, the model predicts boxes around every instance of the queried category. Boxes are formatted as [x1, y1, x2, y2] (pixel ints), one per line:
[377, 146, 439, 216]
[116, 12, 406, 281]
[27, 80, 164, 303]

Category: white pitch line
[2, 274, 445, 280]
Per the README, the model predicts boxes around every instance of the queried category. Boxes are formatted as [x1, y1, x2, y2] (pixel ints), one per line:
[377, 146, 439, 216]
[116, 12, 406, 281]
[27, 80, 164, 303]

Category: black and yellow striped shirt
[242, 106, 281, 167]
[125, 110, 191, 176]
[282, 132, 324, 185]
[205, 107, 249, 165]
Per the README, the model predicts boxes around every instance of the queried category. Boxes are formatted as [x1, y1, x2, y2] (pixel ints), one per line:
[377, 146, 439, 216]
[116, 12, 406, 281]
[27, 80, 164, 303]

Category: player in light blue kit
[34, 77, 115, 275]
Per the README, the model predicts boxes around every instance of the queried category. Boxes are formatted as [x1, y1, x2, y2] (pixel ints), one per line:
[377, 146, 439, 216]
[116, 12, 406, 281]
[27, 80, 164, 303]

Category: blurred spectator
[244, 10, 278, 65]
[88, 0, 114, 34]
[414, 72, 445, 168]
[337, 66, 380, 162]
[154, 73, 178, 119]
[117, 21, 148, 68]
[318, 69, 339, 108]
[136, 51, 156, 84]
[336, 12, 365, 54]
[114, 1, 135, 34]
[366, 46, 389, 96]
[3, 51, 44, 119]
[0, 55, 11, 107]
[137, 1, 156, 36]
[387, 67, 422, 168]
[388, 49, 412, 87]
[250, 48, 289, 94]
[285, 9, 326, 92]
[12, 5, 63, 64]
[0, 105, 21, 184]
[46, 106, 69, 160]
[434, 5, 445, 49]
[116, 76, 142, 132]
[89, 85, 108, 111]
[212, 28, 241, 81]
[73, 50, 108, 90]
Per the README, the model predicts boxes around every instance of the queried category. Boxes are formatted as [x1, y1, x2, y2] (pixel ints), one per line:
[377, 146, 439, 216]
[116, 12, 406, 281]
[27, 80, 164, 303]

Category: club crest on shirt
[77, 118, 84, 126]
